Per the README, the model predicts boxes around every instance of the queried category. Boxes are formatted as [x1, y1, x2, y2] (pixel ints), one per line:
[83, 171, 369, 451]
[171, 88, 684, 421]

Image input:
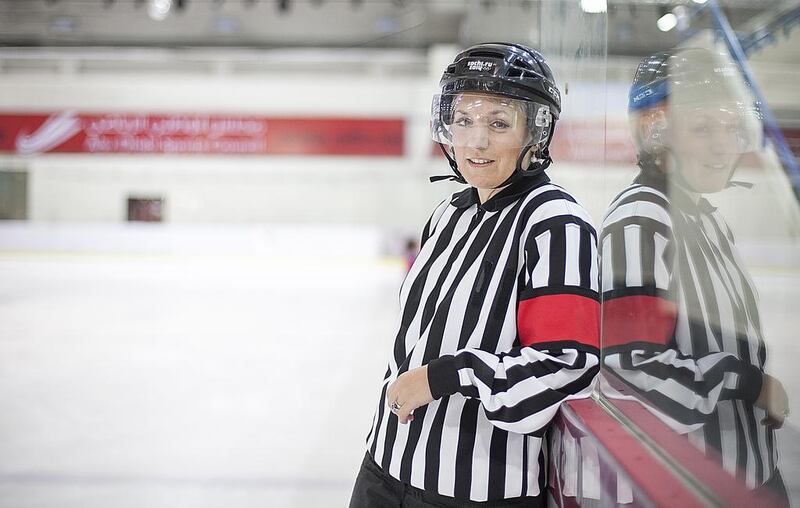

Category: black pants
[757, 470, 791, 507]
[349, 452, 544, 508]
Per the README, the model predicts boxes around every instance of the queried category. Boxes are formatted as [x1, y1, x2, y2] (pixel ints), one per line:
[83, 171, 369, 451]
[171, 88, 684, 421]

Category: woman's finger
[397, 399, 415, 423]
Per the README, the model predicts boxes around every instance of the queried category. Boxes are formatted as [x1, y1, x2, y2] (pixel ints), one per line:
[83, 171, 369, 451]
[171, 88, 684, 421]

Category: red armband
[601, 295, 677, 348]
[517, 294, 600, 348]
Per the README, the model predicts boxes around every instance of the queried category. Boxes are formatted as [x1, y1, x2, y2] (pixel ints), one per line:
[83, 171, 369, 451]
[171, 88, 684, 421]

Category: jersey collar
[450, 172, 551, 212]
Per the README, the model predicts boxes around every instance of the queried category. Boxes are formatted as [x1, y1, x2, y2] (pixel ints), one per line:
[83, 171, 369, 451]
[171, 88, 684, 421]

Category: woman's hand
[387, 366, 434, 424]
[755, 374, 790, 429]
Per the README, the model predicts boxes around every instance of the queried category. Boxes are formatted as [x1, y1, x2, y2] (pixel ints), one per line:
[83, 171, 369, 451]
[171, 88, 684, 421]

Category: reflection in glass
[600, 48, 789, 504]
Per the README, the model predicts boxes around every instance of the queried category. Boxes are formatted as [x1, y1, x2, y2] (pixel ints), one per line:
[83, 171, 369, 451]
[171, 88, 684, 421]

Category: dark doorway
[0, 170, 28, 220]
[127, 196, 165, 222]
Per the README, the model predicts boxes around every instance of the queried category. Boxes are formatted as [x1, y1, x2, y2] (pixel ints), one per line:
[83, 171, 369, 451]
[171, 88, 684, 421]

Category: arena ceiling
[0, 0, 796, 57]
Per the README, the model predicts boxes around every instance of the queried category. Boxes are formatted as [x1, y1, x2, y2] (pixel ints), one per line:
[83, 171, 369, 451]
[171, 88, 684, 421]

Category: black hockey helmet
[628, 48, 762, 159]
[431, 42, 562, 185]
[628, 48, 763, 192]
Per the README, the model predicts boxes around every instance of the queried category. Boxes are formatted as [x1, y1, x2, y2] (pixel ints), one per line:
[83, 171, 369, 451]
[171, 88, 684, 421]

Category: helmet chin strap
[429, 143, 467, 184]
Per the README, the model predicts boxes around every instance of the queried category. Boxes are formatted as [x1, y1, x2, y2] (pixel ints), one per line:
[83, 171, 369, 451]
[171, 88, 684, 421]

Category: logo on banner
[15, 111, 82, 155]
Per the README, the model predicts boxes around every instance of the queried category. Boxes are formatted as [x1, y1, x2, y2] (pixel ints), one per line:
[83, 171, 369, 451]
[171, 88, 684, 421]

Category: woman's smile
[466, 157, 496, 168]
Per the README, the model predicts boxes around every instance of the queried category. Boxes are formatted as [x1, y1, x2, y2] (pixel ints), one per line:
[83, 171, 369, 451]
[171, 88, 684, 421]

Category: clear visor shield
[431, 93, 552, 153]
[672, 101, 763, 155]
[668, 50, 763, 155]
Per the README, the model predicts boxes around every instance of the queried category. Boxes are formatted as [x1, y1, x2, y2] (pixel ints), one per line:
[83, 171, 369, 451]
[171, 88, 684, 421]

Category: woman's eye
[491, 120, 510, 129]
[453, 117, 471, 127]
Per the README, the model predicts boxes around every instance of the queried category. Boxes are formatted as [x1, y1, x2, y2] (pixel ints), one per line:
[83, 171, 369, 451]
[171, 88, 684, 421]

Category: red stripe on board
[559, 399, 707, 508]
[517, 294, 599, 349]
[577, 394, 788, 508]
[601, 295, 677, 348]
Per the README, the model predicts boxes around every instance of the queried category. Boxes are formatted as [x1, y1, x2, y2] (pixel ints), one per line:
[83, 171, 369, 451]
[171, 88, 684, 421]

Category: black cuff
[427, 355, 460, 400]
[739, 364, 764, 405]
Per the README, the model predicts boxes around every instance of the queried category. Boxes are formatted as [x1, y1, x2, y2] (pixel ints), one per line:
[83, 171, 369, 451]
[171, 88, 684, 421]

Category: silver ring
[390, 402, 402, 412]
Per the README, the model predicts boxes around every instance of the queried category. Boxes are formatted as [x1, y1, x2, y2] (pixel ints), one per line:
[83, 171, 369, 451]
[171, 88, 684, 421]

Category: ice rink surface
[0, 224, 798, 507]
[0, 224, 401, 507]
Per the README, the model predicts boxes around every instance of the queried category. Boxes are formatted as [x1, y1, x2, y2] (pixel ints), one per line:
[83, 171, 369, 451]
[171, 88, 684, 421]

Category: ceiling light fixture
[148, 0, 172, 20]
[657, 12, 678, 31]
[580, 0, 607, 14]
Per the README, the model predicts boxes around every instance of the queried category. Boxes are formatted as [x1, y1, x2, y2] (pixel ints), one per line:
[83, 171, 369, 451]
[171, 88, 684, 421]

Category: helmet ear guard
[636, 107, 669, 154]
[505, 111, 556, 186]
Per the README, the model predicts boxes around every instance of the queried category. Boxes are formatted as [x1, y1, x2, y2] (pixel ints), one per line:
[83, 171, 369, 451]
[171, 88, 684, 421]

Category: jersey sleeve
[599, 197, 763, 430]
[426, 214, 601, 436]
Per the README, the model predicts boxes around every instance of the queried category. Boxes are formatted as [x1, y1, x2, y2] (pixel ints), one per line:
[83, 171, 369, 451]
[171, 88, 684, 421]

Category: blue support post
[702, 0, 800, 198]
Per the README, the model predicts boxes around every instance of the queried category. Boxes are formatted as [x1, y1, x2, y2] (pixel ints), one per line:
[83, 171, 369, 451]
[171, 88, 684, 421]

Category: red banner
[0, 112, 404, 156]
[549, 119, 637, 164]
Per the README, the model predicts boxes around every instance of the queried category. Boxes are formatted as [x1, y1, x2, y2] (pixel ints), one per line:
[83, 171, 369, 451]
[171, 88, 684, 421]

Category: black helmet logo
[467, 60, 495, 72]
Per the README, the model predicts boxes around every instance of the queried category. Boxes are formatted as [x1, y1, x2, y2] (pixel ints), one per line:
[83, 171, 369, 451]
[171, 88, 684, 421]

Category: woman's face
[669, 104, 744, 194]
[450, 93, 530, 191]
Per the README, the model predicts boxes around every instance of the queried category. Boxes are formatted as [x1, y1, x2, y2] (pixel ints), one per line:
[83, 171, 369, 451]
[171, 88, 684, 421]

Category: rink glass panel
[596, 4, 800, 506]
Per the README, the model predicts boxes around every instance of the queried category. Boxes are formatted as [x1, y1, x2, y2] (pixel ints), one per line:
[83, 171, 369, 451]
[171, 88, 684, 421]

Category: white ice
[0, 224, 401, 508]
[0, 223, 797, 507]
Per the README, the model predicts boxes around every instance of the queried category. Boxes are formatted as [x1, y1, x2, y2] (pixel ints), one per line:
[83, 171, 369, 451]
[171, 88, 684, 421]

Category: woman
[350, 43, 600, 507]
[600, 48, 789, 503]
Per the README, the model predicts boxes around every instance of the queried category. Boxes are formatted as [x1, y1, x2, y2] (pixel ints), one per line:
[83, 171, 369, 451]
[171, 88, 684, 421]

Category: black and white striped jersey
[599, 172, 777, 489]
[365, 173, 600, 503]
